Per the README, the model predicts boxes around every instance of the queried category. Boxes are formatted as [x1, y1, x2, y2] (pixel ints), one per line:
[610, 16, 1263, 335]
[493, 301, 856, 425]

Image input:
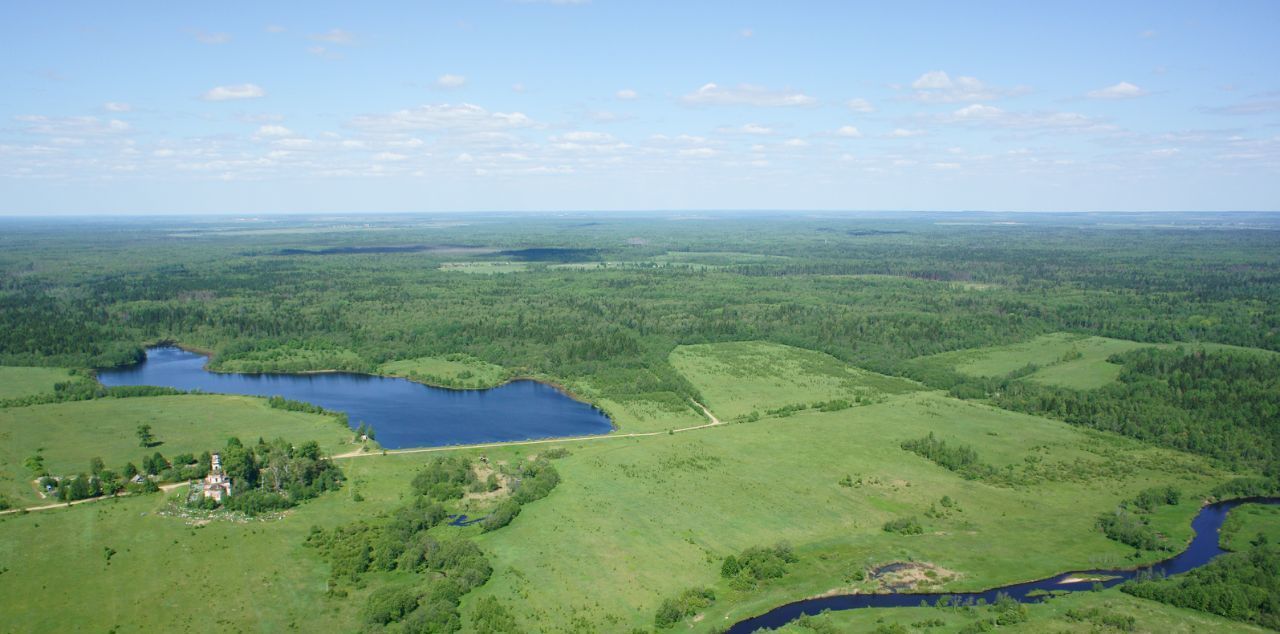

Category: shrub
[362, 586, 419, 625]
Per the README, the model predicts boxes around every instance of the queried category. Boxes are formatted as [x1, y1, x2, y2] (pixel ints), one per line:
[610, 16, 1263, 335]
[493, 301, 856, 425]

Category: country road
[0, 481, 188, 516]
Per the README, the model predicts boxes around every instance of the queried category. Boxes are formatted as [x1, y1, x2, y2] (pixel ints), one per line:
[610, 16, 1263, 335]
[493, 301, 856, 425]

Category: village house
[202, 453, 233, 502]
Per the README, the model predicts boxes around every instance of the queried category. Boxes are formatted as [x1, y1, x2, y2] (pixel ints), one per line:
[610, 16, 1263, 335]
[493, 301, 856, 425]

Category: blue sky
[2, 1, 1278, 214]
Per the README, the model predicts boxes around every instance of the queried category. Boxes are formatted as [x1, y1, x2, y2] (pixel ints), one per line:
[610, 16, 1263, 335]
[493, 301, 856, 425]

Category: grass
[768, 587, 1268, 633]
[0, 389, 1246, 633]
[0, 342, 1258, 633]
[469, 390, 1237, 632]
[378, 353, 511, 389]
[0, 451, 430, 633]
[912, 332, 1276, 390]
[669, 341, 922, 420]
[0, 395, 356, 505]
[0, 366, 73, 400]
[438, 261, 529, 274]
[1221, 503, 1280, 551]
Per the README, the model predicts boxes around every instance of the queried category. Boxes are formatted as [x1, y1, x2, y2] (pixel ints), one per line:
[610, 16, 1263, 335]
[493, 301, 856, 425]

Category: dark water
[97, 347, 613, 450]
[728, 497, 1280, 633]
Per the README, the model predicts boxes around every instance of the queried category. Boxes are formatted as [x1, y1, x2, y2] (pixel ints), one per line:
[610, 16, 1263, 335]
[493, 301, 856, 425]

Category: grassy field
[0, 366, 72, 400]
[0, 450, 434, 633]
[911, 332, 1274, 390]
[1221, 503, 1280, 551]
[469, 390, 1236, 632]
[0, 388, 1248, 633]
[0, 395, 356, 505]
[768, 587, 1268, 633]
[378, 353, 511, 389]
[0, 340, 1261, 633]
[669, 341, 922, 420]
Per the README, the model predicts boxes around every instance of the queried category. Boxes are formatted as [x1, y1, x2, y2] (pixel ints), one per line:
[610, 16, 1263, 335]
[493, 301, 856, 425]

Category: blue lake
[97, 346, 614, 450]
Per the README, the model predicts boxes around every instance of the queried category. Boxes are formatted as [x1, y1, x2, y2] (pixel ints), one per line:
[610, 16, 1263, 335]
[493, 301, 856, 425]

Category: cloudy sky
[2, 1, 1278, 214]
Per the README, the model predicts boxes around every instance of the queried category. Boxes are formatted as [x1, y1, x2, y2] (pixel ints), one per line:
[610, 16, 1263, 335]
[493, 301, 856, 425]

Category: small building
[202, 453, 233, 502]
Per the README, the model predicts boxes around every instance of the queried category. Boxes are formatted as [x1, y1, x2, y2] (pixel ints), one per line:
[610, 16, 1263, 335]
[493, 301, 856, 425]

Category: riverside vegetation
[1, 211, 1278, 632]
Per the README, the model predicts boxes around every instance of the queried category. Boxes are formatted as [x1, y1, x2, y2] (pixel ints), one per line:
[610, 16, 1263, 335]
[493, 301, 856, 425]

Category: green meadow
[469, 392, 1235, 632]
[1221, 503, 1280, 551]
[0, 395, 356, 505]
[0, 343, 1252, 633]
[911, 332, 1274, 390]
[0, 366, 72, 400]
[669, 341, 922, 420]
[0, 452, 430, 633]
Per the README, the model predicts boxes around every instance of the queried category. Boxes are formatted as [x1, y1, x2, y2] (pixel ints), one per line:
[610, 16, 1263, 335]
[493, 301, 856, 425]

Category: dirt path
[2, 400, 725, 513]
[333, 399, 724, 460]
[0, 481, 189, 516]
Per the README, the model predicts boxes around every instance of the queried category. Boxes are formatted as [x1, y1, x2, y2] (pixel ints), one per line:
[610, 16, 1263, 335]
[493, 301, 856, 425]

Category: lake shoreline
[119, 340, 616, 430]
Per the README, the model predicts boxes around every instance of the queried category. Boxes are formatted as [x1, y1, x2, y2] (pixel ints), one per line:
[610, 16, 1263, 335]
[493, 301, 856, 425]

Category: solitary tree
[89, 456, 105, 475]
[136, 423, 155, 447]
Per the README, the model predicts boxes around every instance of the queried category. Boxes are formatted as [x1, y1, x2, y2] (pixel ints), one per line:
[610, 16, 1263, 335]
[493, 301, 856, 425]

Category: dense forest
[2, 214, 1278, 471]
[993, 348, 1280, 471]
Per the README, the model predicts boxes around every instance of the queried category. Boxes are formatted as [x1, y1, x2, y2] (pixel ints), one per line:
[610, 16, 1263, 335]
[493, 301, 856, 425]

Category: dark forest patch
[273, 244, 486, 256]
[497, 247, 601, 262]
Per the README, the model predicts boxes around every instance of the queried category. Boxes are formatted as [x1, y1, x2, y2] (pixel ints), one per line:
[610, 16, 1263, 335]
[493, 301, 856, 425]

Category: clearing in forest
[0, 366, 73, 400]
[0, 395, 354, 505]
[669, 341, 921, 421]
[912, 332, 1274, 390]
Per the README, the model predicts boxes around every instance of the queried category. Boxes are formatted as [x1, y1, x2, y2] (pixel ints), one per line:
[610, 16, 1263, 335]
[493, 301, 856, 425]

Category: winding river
[727, 497, 1280, 633]
[97, 346, 613, 449]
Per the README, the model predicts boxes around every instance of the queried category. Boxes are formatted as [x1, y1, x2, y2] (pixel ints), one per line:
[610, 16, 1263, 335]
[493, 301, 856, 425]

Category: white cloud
[741, 123, 774, 135]
[437, 74, 467, 89]
[372, 152, 409, 161]
[201, 84, 266, 101]
[256, 125, 293, 137]
[349, 103, 536, 134]
[266, 25, 286, 33]
[905, 71, 1024, 103]
[15, 115, 131, 136]
[192, 30, 231, 45]
[616, 88, 638, 100]
[782, 138, 809, 147]
[1087, 81, 1148, 99]
[1201, 99, 1280, 115]
[835, 125, 863, 138]
[678, 147, 716, 158]
[103, 102, 132, 112]
[886, 128, 926, 138]
[682, 82, 817, 107]
[944, 104, 1111, 132]
[846, 98, 874, 113]
[555, 131, 616, 143]
[952, 104, 1005, 119]
[740, 28, 754, 38]
[311, 29, 354, 45]
[512, 83, 527, 93]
